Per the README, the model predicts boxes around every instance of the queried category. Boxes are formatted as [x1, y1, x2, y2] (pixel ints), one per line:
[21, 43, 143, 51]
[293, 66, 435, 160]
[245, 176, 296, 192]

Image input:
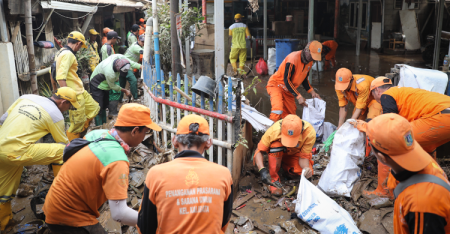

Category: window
[349, 2, 367, 30]
[395, 0, 419, 10]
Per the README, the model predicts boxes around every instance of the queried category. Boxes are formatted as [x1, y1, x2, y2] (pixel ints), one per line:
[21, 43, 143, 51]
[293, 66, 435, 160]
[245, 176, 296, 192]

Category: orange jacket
[381, 87, 450, 121]
[267, 51, 314, 99]
[391, 161, 450, 234]
[139, 25, 146, 35]
[322, 40, 338, 61]
[336, 74, 375, 110]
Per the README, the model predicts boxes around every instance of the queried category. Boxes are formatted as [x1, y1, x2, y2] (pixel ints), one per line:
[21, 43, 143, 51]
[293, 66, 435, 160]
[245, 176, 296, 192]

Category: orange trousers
[267, 85, 297, 122]
[411, 113, 450, 153]
[268, 142, 314, 182]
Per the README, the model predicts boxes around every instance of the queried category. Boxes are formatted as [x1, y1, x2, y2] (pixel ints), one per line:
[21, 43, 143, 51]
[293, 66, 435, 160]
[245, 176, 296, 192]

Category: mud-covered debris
[253, 198, 266, 203]
[381, 211, 394, 234]
[237, 218, 254, 233]
[351, 178, 373, 202]
[268, 225, 284, 234]
[16, 184, 34, 198]
[279, 220, 301, 234]
[99, 208, 122, 234]
[359, 209, 389, 234]
[369, 197, 393, 209]
[131, 196, 140, 210]
[13, 220, 45, 233]
[129, 171, 145, 187]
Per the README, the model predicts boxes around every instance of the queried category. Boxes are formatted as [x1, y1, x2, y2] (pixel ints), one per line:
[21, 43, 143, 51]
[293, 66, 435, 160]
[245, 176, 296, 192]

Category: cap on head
[234, 13, 243, 19]
[55, 87, 81, 109]
[139, 34, 145, 42]
[140, 18, 145, 23]
[281, 115, 303, 147]
[67, 31, 87, 49]
[335, 68, 353, 90]
[361, 113, 430, 172]
[131, 24, 140, 32]
[370, 76, 393, 91]
[103, 27, 111, 34]
[115, 103, 162, 131]
[176, 114, 210, 135]
[89, 29, 99, 35]
[308, 41, 323, 61]
[107, 31, 121, 40]
[114, 59, 131, 73]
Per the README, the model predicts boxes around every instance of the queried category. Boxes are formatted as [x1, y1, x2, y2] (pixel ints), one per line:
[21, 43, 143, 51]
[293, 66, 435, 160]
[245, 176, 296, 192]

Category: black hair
[115, 126, 147, 132]
[322, 45, 331, 55]
[175, 123, 210, 148]
[370, 143, 390, 158]
[68, 38, 80, 44]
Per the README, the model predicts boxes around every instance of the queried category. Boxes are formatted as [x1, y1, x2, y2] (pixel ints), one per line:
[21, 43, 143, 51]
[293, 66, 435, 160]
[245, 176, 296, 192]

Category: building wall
[383, 0, 432, 38]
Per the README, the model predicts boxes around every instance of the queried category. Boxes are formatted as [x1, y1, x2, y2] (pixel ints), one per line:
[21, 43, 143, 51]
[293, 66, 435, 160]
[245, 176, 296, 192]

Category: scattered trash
[279, 220, 301, 234]
[253, 198, 266, 203]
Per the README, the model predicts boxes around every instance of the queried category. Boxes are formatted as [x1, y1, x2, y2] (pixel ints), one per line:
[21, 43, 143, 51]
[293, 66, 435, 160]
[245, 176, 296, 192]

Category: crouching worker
[0, 87, 79, 231]
[43, 103, 162, 233]
[355, 113, 450, 234]
[90, 55, 139, 126]
[138, 114, 233, 234]
[254, 115, 315, 196]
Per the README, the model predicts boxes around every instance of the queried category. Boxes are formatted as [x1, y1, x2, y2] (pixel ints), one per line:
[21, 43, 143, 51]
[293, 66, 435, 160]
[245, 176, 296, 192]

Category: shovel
[246, 39, 254, 76]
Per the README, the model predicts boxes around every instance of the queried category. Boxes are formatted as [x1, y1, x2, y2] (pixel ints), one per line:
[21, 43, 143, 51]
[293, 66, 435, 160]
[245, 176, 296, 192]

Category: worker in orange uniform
[354, 113, 450, 234]
[321, 40, 338, 70]
[138, 18, 146, 35]
[254, 115, 315, 196]
[267, 41, 323, 122]
[43, 104, 162, 233]
[335, 68, 375, 129]
[102, 27, 111, 46]
[137, 114, 233, 233]
[371, 77, 450, 156]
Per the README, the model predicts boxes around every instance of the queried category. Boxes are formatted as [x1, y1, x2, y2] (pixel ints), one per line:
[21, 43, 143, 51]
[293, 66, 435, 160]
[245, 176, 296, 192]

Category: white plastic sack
[396, 64, 448, 94]
[268, 48, 276, 75]
[295, 172, 361, 234]
[322, 122, 337, 143]
[311, 61, 324, 71]
[302, 98, 326, 138]
[317, 120, 365, 197]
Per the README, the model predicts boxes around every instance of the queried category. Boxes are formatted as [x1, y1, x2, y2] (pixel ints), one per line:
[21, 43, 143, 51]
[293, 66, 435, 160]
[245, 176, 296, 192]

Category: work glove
[259, 167, 272, 185]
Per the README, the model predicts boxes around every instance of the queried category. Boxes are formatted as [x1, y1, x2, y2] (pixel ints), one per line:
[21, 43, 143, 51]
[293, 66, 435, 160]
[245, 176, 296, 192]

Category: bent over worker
[355, 113, 450, 234]
[267, 41, 322, 121]
[0, 87, 80, 231]
[55, 31, 100, 141]
[335, 68, 375, 128]
[321, 40, 338, 70]
[229, 13, 251, 76]
[254, 115, 315, 196]
[43, 104, 162, 233]
[121, 34, 145, 100]
[371, 77, 450, 155]
[137, 114, 233, 233]
[90, 55, 140, 125]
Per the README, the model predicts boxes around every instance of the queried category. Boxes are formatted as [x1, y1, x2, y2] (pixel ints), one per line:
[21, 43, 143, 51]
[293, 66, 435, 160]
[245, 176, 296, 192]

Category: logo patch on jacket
[356, 78, 365, 84]
[185, 168, 199, 186]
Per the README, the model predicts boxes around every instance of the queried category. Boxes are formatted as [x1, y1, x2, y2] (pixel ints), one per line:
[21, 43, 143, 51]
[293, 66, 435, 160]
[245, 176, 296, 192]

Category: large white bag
[317, 120, 365, 197]
[302, 98, 326, 138]
[396, 64, 448, 94]
[295, 172, 361, 234]
[268, 48, 276, 75]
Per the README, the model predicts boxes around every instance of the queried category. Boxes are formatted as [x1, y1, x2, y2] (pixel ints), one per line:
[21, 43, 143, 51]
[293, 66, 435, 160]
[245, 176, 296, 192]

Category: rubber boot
[52, 164, 62, 177]
[268, 155, 283, 196]
[94, 115, 103, 126]
[231, 63, 238, 76]
[0, 201, 12, 231]
[101, 109, 107, 125]
[363, 161, 393, 199]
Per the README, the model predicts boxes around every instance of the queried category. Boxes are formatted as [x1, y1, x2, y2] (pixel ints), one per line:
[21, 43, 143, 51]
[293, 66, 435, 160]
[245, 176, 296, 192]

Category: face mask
[120, 64, 131, 73]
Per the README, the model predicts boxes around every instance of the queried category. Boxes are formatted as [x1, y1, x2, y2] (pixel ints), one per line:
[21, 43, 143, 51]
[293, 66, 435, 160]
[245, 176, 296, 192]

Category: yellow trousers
[229, 48, 247, 70]
[0, 143, 64, 230]
[68, 90, 99, 135]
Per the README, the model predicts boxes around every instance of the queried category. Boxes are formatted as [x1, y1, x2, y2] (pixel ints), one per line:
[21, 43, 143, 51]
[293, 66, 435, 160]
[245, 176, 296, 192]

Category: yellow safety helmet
[67, 31, 87, 49]
[235, 13, 243, 19]
[89, 29, 99, 35]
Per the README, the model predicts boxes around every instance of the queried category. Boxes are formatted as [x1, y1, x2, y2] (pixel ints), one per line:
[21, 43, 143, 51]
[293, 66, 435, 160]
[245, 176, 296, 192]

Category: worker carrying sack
[63, 138, 119, 162]
[317, 119, 365, 197]
[295, 171, 361, 233]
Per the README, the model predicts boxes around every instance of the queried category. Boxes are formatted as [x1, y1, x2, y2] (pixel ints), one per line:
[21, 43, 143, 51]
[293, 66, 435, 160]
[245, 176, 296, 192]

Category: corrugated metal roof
[52, 0, 149, 8]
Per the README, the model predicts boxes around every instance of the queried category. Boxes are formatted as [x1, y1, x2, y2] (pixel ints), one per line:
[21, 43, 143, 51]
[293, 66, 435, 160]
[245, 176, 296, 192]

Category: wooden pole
[24, 0, 38, 94]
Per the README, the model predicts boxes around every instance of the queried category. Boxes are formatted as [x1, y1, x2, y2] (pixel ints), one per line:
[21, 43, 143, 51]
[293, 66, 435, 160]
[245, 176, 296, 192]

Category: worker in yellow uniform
[229, 13, 251, 76]
[87, 29, 100, 73]
[55, 31, 100, 141]
[0, 87, 81, 231]
[335, 68, 375, 129]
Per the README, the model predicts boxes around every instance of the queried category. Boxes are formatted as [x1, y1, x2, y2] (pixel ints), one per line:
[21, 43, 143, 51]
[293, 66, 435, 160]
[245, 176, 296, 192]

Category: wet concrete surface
[231, 45, 426, 125]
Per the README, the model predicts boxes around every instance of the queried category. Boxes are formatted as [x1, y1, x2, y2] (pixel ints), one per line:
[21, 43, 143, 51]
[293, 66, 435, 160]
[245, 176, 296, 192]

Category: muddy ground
[3, 45, 446, 234]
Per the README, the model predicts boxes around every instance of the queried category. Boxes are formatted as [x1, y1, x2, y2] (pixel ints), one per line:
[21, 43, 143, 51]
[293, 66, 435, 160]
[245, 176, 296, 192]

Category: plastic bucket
[275, 39, 300, 71]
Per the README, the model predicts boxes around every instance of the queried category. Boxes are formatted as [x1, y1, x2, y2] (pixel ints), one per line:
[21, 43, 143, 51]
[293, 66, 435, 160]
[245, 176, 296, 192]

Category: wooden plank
[232, 192, 255, 209]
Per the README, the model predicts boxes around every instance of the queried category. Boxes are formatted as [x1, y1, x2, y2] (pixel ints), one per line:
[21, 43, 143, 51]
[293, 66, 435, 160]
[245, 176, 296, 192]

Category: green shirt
[127, 32, 137, 47]
[124, 42, 143, 63]
[101, 43, 115, 61]
[90, 54, 140, 91]
[86, 129, 128, 165]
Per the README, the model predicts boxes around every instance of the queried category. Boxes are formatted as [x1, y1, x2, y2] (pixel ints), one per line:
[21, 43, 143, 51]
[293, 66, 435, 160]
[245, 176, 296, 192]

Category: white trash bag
[268, 48, 276, 75]
[318, 120, 365, 197]
[295, 171, 361, 234]
[302, 98, 326, 139]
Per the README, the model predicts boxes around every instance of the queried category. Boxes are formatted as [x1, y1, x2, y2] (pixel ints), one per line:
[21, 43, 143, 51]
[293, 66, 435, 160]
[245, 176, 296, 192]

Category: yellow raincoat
[0, 95, 68, 230]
